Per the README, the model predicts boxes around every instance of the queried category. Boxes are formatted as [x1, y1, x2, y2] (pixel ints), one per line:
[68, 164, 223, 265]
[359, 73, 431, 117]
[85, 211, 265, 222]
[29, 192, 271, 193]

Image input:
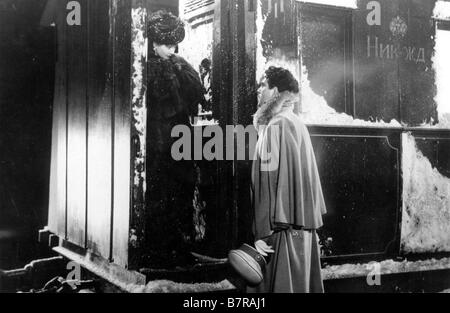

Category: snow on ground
[60, 247, 235, 293]
[401, 133, 450, 254]
[322, 257, 450, 280]
[126, 279, 235, 294]
[123, 257, 450, 291]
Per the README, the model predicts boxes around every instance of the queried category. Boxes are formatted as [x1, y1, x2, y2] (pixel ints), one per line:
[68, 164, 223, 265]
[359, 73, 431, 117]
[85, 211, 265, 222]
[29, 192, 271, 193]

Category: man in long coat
[249, 67, 327, 293]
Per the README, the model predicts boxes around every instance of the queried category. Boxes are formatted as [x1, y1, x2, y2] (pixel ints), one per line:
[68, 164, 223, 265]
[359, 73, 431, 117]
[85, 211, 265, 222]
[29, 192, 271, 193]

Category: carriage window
[299, 4, 354, 116]
[179, 0, 217, 126]
[435, 21, 450, 124]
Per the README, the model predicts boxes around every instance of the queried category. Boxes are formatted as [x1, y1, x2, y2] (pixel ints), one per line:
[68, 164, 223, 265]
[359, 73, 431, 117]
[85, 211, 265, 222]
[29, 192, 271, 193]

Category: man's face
[257, 77, 275, 107]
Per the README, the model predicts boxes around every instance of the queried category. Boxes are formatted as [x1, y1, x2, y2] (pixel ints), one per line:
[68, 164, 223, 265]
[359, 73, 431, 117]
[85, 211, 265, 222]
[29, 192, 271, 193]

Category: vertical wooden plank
[46, 0, 68, 237]
[113, 0, 132, 268]
[86, 0, 113, 258]
[244, 0, 257, 114]
[66, 0, 88, 247]
[236, 0, 257, 245]
[212, 0, 234, 252]
[230, 0, 248, 248]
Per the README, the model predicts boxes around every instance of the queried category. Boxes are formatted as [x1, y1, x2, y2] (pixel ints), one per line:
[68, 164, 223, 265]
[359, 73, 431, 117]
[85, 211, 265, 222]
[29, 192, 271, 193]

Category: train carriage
[38, 0, 450, 289]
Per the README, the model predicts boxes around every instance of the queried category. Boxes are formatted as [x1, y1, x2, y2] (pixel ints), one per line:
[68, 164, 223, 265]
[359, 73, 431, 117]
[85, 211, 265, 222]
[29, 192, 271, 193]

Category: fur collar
[253, 92, 299, 129]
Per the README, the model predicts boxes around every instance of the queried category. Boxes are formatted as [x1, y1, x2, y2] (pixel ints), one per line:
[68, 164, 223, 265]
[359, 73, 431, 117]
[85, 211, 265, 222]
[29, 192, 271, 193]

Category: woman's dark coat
[144, 54, 205, 267]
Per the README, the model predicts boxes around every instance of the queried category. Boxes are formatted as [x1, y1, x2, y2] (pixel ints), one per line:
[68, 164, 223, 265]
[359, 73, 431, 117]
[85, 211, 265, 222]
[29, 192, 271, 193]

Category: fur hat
[148, 10, 185, 46]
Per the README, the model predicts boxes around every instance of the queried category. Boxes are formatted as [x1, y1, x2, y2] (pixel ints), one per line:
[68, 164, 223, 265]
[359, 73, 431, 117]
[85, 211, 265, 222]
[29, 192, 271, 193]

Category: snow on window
[179, 21, 213, 76]
[401, 133, 450, 254]
[433, 1, 450, 21]
[256, 0, 401, 127]
[301, 65, 401, 127]
[296, 0, 357, 9]
[179, 15, 216, 126]
[432, 26, 450, 129]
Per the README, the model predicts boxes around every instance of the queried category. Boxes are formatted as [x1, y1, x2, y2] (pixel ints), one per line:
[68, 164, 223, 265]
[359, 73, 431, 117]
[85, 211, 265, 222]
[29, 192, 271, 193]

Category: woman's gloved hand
[254, 240, 275, 257]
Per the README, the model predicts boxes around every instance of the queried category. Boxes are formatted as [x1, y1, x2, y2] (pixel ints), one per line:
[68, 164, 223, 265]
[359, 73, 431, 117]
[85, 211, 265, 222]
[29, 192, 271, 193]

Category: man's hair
[265, 66, 299, 94]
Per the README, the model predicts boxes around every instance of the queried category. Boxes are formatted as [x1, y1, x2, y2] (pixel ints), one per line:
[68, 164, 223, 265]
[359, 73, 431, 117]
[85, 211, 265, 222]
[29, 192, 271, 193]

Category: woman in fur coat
[144, 10, 205, 268]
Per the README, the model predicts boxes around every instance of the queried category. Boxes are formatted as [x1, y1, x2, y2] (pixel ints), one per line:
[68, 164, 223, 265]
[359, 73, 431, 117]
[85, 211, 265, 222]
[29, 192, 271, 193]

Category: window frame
[297, 2, 355, 117]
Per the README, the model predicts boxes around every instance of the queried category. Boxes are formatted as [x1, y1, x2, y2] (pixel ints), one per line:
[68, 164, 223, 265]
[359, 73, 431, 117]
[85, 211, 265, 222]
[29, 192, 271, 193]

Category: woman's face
[257, 77, 276, 106]
[153, 42, 176, 59]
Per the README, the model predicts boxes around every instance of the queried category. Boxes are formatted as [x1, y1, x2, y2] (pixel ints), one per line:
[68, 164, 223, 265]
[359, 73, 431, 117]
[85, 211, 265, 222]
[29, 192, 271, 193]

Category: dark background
[0, 0, 55, 269]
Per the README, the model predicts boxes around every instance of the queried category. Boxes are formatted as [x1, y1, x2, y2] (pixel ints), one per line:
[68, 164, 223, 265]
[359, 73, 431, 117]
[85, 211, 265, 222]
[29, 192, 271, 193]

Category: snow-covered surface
[433, 1, 450, 20]
[401, 133, 450, 254]
[179, 21, 213, 73]
[296, 0, 357, 9]
[300, 66, 402, 127]
[57, 244, 450, 291]
[127, 280, 235, 293]
[256, 0, 268, 82]
[436, 114, 450, 129]
[322, 257, 450, 280]
[131, 8, 147, 192]
[55, 246, 235, 293]
[131, 8, 147, 108]
[417, 115, 450, 129]
[193, 119, 219, 127]
[430, 27, 450, 129]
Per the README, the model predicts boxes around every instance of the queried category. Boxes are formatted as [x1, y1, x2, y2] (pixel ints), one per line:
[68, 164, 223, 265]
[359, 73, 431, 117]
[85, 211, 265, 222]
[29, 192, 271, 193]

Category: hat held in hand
[228, 244, 267, 287]
[148, 10, 185, 46]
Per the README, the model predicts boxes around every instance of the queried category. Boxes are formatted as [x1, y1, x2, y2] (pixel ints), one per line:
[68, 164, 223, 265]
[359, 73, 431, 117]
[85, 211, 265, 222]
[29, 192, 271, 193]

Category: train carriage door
[44, 0, 133, 268]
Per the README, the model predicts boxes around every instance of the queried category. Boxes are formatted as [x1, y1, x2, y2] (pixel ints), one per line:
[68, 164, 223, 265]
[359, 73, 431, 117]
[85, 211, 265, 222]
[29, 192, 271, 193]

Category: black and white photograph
[0, 0, 450, 300]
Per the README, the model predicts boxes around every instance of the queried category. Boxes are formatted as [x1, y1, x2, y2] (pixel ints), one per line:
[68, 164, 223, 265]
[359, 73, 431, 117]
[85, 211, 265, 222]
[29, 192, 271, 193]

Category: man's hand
[254, 240, 275, 257]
